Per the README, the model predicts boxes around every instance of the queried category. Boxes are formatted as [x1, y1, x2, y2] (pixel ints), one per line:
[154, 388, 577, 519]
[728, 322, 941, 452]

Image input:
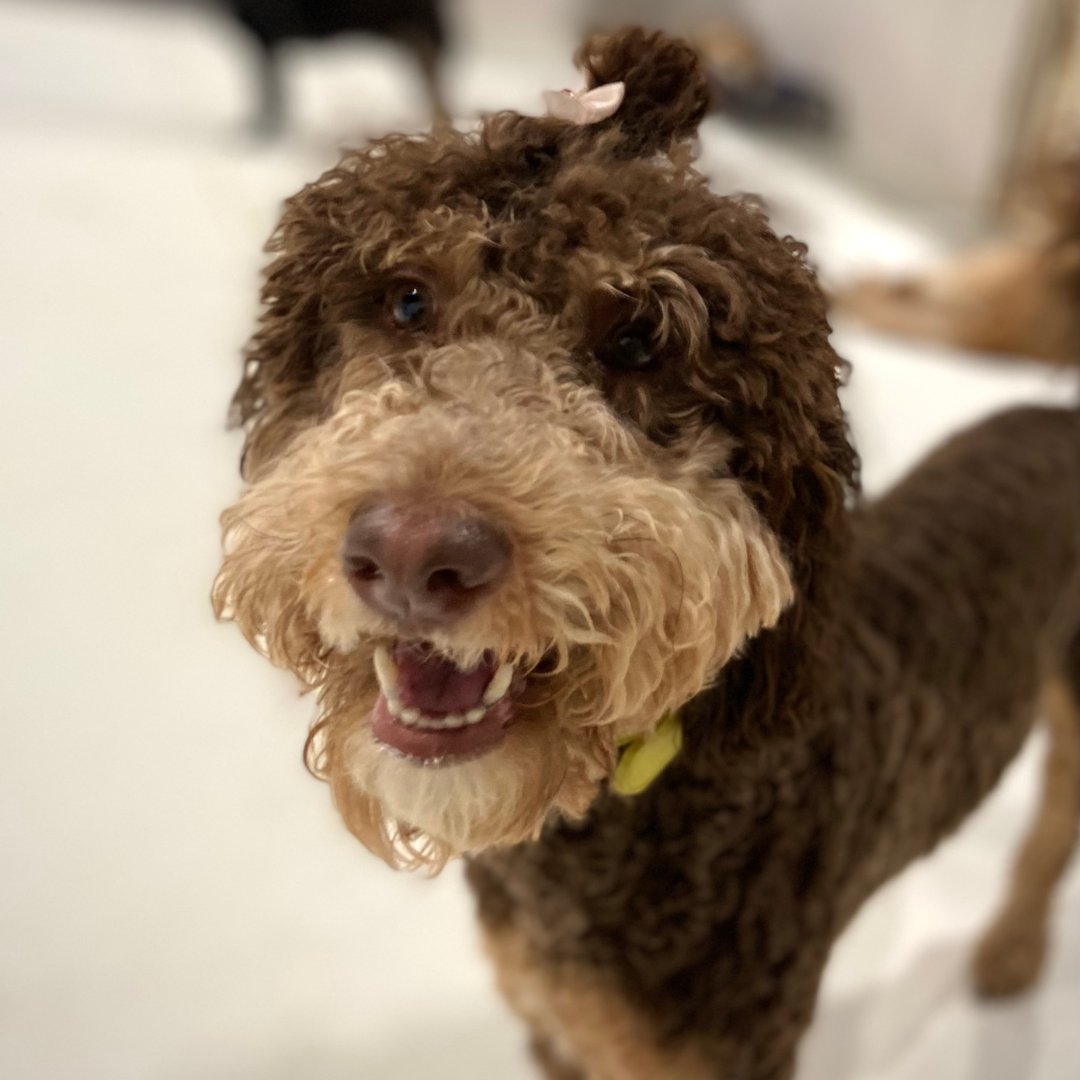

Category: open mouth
[370, 641, 519, 765]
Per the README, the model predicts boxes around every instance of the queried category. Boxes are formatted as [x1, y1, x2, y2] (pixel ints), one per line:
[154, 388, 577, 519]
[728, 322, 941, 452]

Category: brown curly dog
[213, 28, 1080, 1080]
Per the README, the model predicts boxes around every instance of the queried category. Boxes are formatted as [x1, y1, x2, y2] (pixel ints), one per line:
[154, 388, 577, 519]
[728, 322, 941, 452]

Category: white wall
[585, 0, 1046, 214]
[732, 0, 1043, 212]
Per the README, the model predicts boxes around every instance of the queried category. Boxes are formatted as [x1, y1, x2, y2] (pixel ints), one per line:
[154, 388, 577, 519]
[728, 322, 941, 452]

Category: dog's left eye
[598, 323, 656, 372]
[387, 282, 434, 330]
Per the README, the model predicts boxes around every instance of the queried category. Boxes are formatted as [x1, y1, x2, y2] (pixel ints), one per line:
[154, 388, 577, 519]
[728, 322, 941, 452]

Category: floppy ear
[679, 200, 859, 597]
[229, 194, 339, 423]
[678, 229, 857, 747]
[568, 27, 711, 158]
[720, 286, 858, 598]
[228, 180, 356, 478]
[752, 335, 858, 599]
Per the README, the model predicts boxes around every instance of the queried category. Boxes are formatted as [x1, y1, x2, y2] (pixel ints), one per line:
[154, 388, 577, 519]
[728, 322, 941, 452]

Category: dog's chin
[344, 708, 586, 861]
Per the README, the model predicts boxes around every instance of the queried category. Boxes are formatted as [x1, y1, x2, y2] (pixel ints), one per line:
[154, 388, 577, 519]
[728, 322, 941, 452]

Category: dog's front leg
[481, 924, 717, 1079]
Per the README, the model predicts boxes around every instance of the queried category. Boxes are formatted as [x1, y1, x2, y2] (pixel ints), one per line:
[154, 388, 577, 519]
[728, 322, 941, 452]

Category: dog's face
[214, 30, 854, 868]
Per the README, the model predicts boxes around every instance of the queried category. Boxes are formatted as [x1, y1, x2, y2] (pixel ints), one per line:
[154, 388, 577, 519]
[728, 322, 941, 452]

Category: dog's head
[213, 29, 856, 869]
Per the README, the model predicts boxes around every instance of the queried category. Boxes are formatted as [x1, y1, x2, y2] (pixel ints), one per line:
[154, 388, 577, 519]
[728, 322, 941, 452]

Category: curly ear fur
[574, 27, 710, 157]
[227, 193, 338, 474]
[640, 187, 858, 596]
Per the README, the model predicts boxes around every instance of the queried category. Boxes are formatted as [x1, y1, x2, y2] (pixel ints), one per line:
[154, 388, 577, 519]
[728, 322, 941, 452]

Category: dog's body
[469, 406, 1080, 1078]
[214, 29, 1080, 1079]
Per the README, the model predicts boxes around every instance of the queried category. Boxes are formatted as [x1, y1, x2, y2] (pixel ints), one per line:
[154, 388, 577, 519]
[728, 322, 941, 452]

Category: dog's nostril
[348, 557, 382, 582]
[426, 567, 466, 595]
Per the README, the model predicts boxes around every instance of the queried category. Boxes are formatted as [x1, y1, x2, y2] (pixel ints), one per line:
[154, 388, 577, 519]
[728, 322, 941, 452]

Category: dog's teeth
[482, 662, 514, 706]
[373, 645, 399, 699]
[390, 701, 491, 730]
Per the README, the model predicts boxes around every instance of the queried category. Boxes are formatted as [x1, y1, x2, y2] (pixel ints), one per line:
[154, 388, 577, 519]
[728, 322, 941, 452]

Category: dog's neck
[685, 547, 847, 753]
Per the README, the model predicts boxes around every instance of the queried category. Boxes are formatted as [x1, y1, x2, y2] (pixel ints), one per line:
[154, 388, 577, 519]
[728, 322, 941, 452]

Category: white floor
[0, 3, 1077, 1079]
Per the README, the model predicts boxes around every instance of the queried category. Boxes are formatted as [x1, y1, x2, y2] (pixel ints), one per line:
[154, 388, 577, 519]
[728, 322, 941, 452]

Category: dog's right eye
[597, 322, 657, 373]
[387, 281, 435, 330]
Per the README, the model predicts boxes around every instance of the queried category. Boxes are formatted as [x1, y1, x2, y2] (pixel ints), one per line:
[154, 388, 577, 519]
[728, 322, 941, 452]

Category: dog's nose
[341, 499, 511, 626]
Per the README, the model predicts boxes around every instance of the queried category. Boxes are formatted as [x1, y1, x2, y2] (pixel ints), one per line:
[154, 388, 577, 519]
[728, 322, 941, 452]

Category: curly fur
[215, 28, 1080, 1079]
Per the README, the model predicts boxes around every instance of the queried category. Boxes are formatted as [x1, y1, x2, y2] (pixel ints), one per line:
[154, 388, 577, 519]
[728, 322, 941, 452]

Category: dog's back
[836, 406, 1079, 944]
[851, 405, 1078, 720]
[852, 405, 1078, 692]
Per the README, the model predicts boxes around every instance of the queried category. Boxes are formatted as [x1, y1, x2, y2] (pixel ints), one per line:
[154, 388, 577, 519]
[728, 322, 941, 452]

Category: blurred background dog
[223, 0, 449, 132]
[836, 154, 1079, 365]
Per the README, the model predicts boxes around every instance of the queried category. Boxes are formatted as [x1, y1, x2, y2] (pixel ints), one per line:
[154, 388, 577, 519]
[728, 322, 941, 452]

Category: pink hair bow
[542, 81, 625, 125]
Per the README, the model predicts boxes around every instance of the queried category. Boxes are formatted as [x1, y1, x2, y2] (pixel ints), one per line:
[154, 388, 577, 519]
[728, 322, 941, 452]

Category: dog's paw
[971, 914, 1047, 998]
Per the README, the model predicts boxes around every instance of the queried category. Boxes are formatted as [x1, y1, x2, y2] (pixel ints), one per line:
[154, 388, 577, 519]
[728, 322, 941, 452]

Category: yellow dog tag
[612, 713, 683, 795]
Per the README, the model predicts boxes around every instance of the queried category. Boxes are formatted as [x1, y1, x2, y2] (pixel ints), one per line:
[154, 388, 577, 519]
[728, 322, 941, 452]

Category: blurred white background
[0, 1, 1076, 1078]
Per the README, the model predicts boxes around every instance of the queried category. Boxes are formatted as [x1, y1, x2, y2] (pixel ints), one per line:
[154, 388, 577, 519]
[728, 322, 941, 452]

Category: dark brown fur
[469, 407, 1080, 1077]
[218, 28, 1080, 1079]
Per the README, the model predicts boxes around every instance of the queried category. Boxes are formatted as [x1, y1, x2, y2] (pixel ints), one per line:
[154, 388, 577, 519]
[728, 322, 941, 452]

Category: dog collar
[612, 713, 683, 795]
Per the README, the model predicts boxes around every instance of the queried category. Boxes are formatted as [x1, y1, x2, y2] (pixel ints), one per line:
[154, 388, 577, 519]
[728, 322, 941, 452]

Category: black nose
[341, 498, 512, 627]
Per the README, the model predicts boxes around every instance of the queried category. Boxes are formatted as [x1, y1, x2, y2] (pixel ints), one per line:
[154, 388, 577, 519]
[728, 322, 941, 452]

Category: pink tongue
[393, 643, 496, 715]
